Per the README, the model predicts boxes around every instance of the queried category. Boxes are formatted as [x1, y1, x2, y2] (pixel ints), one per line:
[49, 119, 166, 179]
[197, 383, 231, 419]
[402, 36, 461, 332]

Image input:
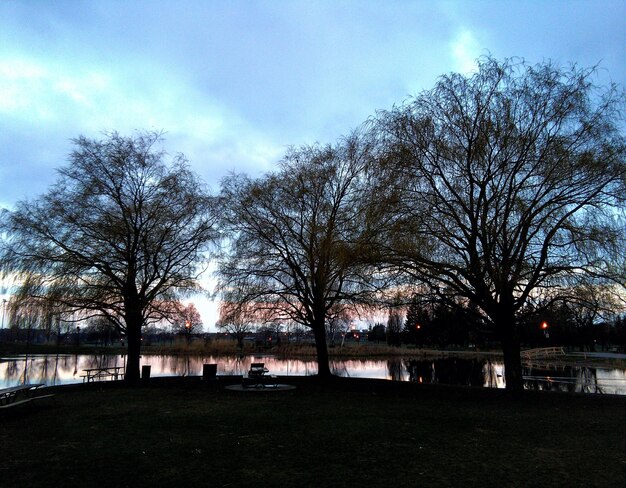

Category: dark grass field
[1, 376, 625, 487]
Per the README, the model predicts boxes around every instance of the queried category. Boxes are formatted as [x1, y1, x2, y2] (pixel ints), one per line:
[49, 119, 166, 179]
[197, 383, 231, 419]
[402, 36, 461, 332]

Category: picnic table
[244, 362, 277, 388]
[81, 366, 125, 382]
[0, 384, 54, 409]
[248, 362, 269, 378]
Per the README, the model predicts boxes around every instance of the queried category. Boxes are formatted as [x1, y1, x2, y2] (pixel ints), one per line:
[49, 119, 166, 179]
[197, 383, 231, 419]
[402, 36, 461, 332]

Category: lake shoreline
[4, 341, 626, 368]
[3, 348, 626, 394]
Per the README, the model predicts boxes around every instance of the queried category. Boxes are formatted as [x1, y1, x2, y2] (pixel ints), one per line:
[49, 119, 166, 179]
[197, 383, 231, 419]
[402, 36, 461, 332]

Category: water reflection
[522, 363, 626, 395]
[404, 357, 489, 387]
[1, 353, 625, 395]
[0, 354, 127, 387]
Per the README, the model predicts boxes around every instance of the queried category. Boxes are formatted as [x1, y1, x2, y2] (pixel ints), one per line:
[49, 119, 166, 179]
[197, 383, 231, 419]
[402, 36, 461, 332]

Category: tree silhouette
[1, 131, 219, 381]
[172, 302, 203, 341]
[374, 57, 625, 390]
[216, 301, 260, 350]
[217, 135, 382, 378]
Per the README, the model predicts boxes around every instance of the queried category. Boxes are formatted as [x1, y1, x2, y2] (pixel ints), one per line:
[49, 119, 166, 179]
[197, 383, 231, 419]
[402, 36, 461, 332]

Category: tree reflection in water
[1, 353, 625, 394]
[387, 358, 404, 382]
[404, 358, 487, 387]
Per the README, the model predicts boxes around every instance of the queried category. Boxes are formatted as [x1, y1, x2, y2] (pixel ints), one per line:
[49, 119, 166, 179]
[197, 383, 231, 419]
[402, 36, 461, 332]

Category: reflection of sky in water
[483, 362, 505, 389]
[0, 354, 127, 388]
[330, 359, 395, 380]
[595, 369, 626, 395]
[2, 354, 625, 395]
[141, 355, 321, 378]
[522, 367, 626, 395]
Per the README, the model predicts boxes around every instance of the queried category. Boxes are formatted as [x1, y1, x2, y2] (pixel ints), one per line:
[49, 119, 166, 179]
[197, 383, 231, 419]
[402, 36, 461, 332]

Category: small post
[203, 363, 217, 380]
[141, 365, 151, 380]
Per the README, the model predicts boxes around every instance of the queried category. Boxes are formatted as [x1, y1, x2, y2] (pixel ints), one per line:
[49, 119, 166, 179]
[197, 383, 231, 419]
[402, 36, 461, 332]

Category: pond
[1, 353, 625, 395]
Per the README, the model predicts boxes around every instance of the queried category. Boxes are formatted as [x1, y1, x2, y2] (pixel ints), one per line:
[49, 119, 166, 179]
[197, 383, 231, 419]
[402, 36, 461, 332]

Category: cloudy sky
[1, 0, 624, 328]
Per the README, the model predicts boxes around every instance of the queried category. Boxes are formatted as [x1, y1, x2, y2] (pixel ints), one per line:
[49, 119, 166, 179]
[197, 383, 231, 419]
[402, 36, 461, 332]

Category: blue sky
[1, 0, 624, 328]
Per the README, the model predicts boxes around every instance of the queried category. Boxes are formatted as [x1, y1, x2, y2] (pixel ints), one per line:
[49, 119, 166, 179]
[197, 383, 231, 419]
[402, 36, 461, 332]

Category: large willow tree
[218, 135, 381, 378]
[374, 57, 625, 390]
[1, 131, 219, 381]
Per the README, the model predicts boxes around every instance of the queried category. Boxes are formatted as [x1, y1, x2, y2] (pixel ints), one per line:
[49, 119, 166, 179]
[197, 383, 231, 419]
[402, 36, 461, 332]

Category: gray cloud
[1, 0, 624, 203]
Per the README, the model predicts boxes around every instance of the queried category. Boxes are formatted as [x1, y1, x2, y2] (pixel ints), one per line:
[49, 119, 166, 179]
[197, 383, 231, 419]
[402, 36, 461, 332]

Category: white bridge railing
[520, 346, 565, 360]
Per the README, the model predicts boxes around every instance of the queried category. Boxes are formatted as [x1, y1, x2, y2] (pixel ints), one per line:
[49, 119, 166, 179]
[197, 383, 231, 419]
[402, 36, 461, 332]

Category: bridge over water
[520, 347, 565, 360]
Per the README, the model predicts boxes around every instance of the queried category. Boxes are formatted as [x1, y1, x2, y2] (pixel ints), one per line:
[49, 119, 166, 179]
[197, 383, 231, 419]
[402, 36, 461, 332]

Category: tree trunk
[124, 304, 143, 382]
[497, 319, 524, 392]
[312, 318, 332, 378]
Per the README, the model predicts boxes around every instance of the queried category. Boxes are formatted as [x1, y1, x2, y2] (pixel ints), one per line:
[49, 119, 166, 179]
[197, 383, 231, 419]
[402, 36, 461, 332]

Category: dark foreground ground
[1, 376, 624, 488]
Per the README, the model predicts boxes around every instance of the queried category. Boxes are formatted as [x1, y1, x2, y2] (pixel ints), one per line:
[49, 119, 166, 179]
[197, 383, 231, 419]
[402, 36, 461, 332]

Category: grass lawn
[1, 376, 624, 487]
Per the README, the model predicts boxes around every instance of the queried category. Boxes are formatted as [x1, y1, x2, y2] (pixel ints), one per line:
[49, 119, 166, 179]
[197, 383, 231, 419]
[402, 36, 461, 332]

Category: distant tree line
[392, 298, 626, 352]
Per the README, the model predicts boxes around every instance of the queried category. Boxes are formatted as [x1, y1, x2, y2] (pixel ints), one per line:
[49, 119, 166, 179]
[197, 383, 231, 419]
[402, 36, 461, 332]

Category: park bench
[0, 384, 55, 410]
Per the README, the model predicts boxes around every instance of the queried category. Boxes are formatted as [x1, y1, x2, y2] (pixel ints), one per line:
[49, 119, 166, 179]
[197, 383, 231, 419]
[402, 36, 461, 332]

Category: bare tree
[7, 295, 41, 344]
[7, 286, 77, 344]
[1, 131, 219, 381]
[86, 316, 118, 346]
[217, 134, 383, 378]
[216, 301, 259, 350]
[171, 302, 203, 341]
[326, 308, 351, 346]
[374, 57, 625, 390]
[561, 282, 622, 350]
[386, 310, 403, 346]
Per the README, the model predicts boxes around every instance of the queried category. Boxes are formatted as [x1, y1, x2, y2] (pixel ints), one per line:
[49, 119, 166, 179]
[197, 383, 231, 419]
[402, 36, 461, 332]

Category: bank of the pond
[1, 376, 624, 487]
[0, 341, 505, 359]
